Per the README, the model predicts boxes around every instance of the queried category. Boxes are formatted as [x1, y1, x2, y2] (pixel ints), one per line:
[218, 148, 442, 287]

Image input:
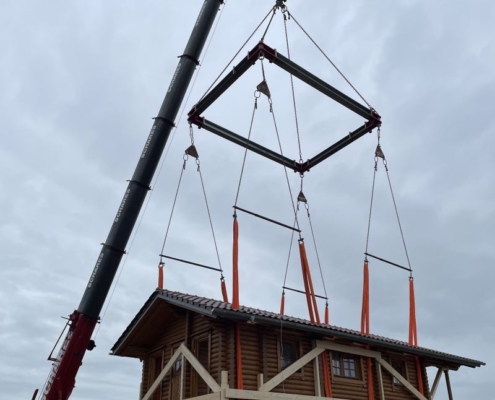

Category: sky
[1, 0, 494, 399]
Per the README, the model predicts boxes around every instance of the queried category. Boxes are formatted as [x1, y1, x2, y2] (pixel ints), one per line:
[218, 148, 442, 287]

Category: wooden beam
[259, 347, 325, 392]
[315, 340, 382, 359]
[313, 356, 321, 397]
[220, 371, 229, 400]
[188, 393, 221, 400]
[376, 358, 427, 400]
[444, 369, 454, 400]
[179, 354, 185, 400]
[257, 373, 264, 389]
[142, 343, 183, 400]
[226, 388, 349, 400]
[376, 361, 385, 400]
[181, 343, 221, 392]
[429, 367, 443, 400]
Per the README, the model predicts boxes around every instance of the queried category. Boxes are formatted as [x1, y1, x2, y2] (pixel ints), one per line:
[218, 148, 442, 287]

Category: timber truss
[187, 42, 381, 174]
[142, 340, 454, 400]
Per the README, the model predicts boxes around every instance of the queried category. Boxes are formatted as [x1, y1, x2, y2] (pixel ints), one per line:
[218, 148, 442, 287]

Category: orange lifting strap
[361, 260, 370, 334]
[232, 217, 240, 310]
[280, 292, 285, 315]
[298, 241, 320, 323]
[158, 262, 164, 289]
[360, 260, 375, 400]
[231, 218, 242, 388]
[298, 241, 333, 397]
[408, 277, 417, 346]
[221, 279, 229, 303]
[409, 277, 425, 395]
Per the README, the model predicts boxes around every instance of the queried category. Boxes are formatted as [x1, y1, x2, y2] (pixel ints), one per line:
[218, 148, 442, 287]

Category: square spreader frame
[188, 42, 381, 174]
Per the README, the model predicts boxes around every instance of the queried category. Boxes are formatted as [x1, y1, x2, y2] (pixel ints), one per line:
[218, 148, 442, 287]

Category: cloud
[1, 1, 492, 399]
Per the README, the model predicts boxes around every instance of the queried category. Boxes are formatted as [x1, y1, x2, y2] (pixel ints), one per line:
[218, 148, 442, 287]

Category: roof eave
[211, 308, 485, 369]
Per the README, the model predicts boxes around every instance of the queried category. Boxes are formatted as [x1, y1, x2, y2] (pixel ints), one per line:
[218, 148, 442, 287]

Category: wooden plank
[259, 347, 325, 392]
[142, 343, 183, 400]
[181, 343, 221, 392]
[444, 369, 454, 400]
[429, 367, 443, 400]
[188, 393, 221, 400]
[376, 361, 385, 400]
[376, 358, 427, 400]
[313, 356, 321, 397]
[180, 354, 185, 400]
[226, 388, 350, 400]
[315, 340, 382, 359]
[257, 373, 264, 389]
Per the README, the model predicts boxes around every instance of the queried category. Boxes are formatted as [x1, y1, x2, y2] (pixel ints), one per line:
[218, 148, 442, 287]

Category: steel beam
[190, 115, 298, 172]
[302, 120, 379, 172]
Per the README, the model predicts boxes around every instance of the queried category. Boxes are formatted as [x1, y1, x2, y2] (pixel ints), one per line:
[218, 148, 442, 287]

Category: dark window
[280, 341, 298, 369]
[174, 357, 182, 372]
[152, 354, 163, 400]
[391, 360, 405, 385]
[332, 353, 359, 379]
[193, 337, 210, 396]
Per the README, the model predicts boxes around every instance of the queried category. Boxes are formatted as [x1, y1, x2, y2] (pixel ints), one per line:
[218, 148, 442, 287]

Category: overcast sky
[1, 1, 494, 399]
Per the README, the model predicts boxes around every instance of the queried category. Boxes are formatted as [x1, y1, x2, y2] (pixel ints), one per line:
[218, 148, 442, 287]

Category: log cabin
[111, 290, 484, 400]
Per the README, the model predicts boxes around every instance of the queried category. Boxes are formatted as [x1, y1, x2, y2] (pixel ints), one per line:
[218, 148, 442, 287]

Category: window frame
[148, 349, 164, 400]
[330, 352, 364, 384]
[388, 358, 409, 391]
[277, 337, 304, 376]
[190, 333, 212, 397]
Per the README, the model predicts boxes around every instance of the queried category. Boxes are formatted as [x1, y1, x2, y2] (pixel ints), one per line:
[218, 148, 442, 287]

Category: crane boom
[39, 1, 222, 399]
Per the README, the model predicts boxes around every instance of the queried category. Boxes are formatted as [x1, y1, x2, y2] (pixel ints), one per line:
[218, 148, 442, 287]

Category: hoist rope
[197, 159, 224, 275]
[282, 11, 303, 162]
[234, 97, 258, 208]
[304, 203, 328, 301]
[160, 159, 187, 256]
[199, 6, 276, 103]
[263, 62, 301, 235]
[158, 129, 226, 302]
[286, 10, 374, 110]
[384, 162, 412, 272]
[261, 7, 277, 42]
[365, 160, 378, 255]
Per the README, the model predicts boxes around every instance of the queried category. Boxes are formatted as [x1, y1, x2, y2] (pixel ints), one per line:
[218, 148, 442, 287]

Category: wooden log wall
[137, 305, 432, 400]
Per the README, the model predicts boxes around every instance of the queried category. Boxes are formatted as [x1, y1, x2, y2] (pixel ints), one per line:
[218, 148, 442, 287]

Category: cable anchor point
[297, 190, 307, 204]
[185, 144, 199, 159]
[375, 144, 385, 160]
[256, 80, 271, 98]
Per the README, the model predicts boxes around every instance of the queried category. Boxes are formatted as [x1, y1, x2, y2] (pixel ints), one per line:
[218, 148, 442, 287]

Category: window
[174, 356, 182, 372]
[151, 353, 163, 400]
[192, 336, 210, 396]
[391, 360, 406, 386]
[280, 340, 298, 369]
[331, 353, 360, 379]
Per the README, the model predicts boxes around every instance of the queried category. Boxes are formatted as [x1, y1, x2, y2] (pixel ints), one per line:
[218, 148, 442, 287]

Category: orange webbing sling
[361, 260, 375, 400]
[299, 241, 333, 398]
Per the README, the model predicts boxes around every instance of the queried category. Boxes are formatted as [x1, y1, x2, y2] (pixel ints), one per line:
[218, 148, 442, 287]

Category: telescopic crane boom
[37, 1, 222, 399]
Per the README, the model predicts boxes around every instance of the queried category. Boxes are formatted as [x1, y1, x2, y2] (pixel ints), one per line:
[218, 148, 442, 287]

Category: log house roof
[111, 289, 484, 369]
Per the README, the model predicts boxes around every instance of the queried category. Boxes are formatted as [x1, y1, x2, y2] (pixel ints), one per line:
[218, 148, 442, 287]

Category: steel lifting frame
[188, 42, 381, 174]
